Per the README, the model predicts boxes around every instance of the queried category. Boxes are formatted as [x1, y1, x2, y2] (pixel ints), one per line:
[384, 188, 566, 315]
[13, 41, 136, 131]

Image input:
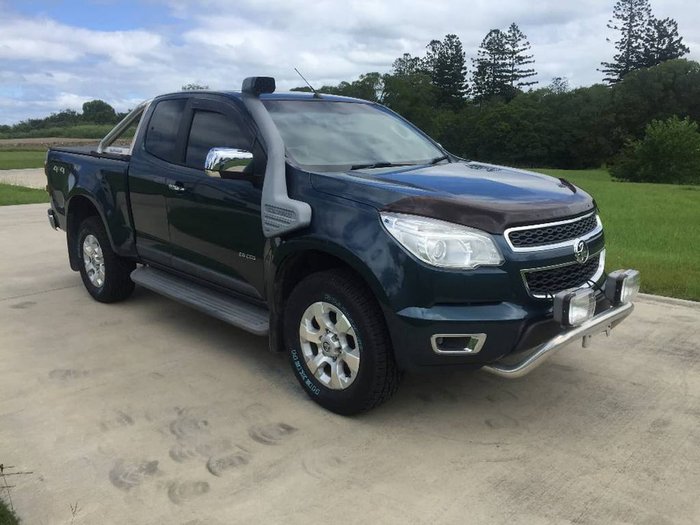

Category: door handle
[168, 182, 186, 192]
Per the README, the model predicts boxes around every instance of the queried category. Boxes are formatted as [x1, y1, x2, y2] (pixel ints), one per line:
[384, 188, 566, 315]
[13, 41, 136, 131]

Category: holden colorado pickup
[45, 77, 640, 414]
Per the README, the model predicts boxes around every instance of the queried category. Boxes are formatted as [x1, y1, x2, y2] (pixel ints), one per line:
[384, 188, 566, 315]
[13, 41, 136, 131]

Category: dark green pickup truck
[45, 77, 640, 414]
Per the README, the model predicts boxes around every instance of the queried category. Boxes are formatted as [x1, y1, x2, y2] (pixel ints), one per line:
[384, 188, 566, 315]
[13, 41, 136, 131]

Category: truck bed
[45, 146, 136, 260]
[50, 144, 130, 161]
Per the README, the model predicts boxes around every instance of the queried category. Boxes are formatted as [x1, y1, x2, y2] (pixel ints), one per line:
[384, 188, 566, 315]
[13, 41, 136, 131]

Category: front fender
[271, 236, 391, 308]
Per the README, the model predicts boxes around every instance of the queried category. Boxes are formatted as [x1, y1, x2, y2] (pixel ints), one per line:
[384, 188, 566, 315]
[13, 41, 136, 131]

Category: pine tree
[471, 29, 511, 101]
[548, 77, 570, 94]
[505, 23, 537, 88]
[392, 53, 424, 76]
[642, 17, 689, 68]
[600, 0, 652, 83]
[472, 24, 538, 101]
[422, 34, 468, 107]
[601, 1, 690, 83]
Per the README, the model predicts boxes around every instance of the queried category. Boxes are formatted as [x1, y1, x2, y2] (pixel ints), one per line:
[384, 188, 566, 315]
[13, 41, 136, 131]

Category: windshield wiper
[349, 161, 417, 170]
[350, 157, 448, 170]
[430, 155, 449, 165]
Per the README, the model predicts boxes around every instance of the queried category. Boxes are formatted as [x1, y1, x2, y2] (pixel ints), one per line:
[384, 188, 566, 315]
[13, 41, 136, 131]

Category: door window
[144, 99, 187, 163]
[185, 110, 251, 170]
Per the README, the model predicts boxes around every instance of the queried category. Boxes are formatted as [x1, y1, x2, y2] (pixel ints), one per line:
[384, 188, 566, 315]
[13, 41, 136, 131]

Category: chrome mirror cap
[205, 147, 254, 177]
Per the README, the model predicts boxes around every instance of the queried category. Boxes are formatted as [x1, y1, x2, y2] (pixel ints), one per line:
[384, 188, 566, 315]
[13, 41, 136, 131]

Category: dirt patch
[0, 138, 99, 150]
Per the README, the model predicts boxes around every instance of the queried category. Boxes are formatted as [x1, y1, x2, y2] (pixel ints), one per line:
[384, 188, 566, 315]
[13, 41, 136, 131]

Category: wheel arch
[65, 193, 112, 271]
[267, 241, 390, 353]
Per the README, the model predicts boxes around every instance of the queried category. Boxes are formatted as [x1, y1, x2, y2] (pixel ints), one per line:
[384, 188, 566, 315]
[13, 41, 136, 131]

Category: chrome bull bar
[482, 301, 635, 379]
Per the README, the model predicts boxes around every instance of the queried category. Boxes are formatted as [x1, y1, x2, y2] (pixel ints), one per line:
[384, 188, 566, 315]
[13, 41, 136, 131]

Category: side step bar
[131, 267, 269, 336]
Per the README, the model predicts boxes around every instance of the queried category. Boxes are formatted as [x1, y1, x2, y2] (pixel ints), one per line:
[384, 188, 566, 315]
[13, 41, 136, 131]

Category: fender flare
[64, 191, 119, 269]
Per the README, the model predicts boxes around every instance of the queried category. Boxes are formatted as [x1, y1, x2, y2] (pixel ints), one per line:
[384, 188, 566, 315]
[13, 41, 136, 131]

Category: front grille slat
[524, 254, 601, 298]
[508, 213, 598, 248]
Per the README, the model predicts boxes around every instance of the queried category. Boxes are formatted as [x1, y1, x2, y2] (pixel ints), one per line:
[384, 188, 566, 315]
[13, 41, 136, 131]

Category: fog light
[431, 333, 486, 354]
[605, 269, 641, 305]
[554, 288, 596, 327]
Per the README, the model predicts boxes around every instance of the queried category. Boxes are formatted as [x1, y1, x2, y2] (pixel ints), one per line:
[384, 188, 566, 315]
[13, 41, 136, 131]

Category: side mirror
[205, 147, 254, 177]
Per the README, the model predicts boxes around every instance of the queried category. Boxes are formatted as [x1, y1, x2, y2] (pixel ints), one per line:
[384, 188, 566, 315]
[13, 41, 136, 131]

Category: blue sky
[1, 0, 698, 125]
[10, 1, 180, 31]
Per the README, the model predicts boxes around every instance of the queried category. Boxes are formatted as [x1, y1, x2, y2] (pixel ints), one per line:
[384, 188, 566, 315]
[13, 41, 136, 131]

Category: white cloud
[0, 17, 164, 65]
[0, 0, 698, 124]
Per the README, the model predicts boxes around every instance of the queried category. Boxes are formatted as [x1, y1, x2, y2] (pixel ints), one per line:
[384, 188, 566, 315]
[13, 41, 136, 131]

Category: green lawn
[535, 169, 700, 302]
[0, 124, 114, 140]
[0, 150, 46, 169]
[0, 183, 49, 206]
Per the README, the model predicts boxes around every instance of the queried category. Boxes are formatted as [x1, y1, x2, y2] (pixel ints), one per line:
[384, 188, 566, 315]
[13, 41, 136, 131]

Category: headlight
[380, 212, 504, 269]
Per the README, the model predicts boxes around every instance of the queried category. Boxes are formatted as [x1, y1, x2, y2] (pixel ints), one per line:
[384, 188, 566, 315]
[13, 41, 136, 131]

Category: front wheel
[284, 269, 401, 415]
[77, 216, 135, 303]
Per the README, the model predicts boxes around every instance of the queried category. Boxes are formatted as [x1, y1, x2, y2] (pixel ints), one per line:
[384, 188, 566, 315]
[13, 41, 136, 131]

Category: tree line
[300, 21, 539, 109]
[0, 84, 212, 136]
[2, 0, 694, 179]
[301, 58, 698, 171]
[0, 99, 125, 136]
[289, 0, 694, 174]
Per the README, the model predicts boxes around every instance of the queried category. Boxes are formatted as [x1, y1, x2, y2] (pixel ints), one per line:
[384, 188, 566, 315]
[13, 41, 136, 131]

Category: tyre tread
[286, 268, 401, 414]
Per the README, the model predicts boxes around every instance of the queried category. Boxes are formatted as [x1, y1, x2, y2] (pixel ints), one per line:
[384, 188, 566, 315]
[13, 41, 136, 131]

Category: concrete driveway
[1, 203, 699, 525]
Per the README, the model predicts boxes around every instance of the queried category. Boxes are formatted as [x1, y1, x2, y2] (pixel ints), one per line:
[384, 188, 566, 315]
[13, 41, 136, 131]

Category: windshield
[263, 100, 444, 171]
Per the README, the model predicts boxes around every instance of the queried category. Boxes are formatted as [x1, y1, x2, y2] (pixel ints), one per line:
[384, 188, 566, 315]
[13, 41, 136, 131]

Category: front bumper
[384, 273, 637, 374]
[481, 301, 634, 378]
[384, 300, 546, 370]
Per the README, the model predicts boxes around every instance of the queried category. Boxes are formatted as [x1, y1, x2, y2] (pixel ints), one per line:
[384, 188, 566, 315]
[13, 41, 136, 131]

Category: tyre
[284, 269, 401, 415]
[77, 216, 135, 303]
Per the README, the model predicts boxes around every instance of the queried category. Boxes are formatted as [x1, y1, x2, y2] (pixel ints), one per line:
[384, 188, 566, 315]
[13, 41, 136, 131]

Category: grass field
[0, 123, 114, 140]
[536, 169, 700, 302]
[0, 149, 46, 169]
[0, 182, 49, 206]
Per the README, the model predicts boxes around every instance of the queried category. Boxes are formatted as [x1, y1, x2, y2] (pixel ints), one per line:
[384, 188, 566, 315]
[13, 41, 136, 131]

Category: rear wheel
[284, 269, 401, 415]
[77, 216, 135, 303]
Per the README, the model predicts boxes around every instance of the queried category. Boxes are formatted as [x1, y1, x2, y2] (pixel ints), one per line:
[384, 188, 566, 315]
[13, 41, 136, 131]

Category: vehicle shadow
[129, 286, 620, 436]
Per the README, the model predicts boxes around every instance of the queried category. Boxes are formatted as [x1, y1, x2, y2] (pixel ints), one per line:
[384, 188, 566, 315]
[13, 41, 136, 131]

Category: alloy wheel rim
[82, 234, 105, 288]
[298, 301, 360, 390]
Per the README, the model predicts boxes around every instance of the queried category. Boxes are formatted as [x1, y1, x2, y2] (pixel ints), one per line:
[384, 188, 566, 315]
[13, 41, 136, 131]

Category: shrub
[611, 116, 700, 185]
[0, 498, 19, 525]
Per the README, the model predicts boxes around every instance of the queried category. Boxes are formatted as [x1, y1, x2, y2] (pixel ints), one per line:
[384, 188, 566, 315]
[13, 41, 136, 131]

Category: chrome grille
[507, 213, 599, 250]
[523, 251, 604, 298]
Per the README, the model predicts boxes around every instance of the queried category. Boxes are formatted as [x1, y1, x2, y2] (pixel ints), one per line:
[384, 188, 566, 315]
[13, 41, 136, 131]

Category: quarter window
[144, 99, 187, 163]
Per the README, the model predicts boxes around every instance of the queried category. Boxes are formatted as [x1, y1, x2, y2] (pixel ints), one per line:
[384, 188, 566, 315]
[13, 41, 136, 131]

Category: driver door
[166, 96, 266, 298]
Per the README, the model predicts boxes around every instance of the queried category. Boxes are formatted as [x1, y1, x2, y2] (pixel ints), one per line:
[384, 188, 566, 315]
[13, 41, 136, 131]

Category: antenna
[294, 68, 321, 98]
